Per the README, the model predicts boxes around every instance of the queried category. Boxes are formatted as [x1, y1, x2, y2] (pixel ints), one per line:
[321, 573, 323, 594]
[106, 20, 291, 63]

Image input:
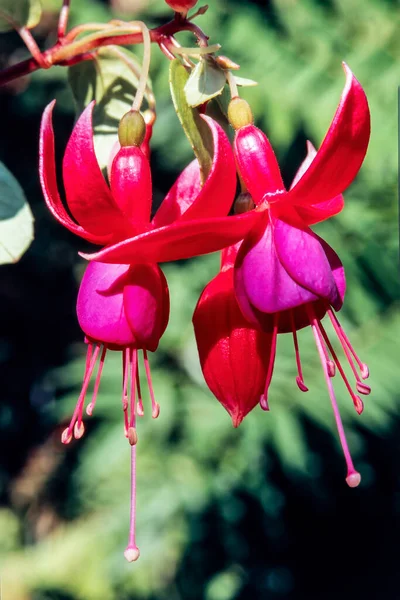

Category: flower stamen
[62, 342, 101, 444]
[86, 345, 107, 416]
[327, 309, 369, 379]
[319, 321, 364, 415]
[308, 307, 361, 488]
[143, 348, 160, 418]
[290, 311, 308, 392]
[136, 363, 144, 417]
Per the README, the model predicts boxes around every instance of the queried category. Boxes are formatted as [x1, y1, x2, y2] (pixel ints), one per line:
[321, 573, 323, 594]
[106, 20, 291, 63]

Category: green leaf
[0, 0, 42, 32]
[184, 58, 227, 107]
[0, 162, 34, 264]
[234, 75, 258, 87]
[169, 59, 213, 182]
[68, 47, 151, 171]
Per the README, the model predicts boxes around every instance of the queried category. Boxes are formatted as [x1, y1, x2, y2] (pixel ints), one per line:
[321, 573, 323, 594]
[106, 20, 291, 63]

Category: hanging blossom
[196, 63, 371, 487]
[39, 100, 252, 559]
[193, 244, 273, 427]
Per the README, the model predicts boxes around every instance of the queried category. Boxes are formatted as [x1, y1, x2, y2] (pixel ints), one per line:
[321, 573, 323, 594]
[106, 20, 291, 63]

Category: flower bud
[234, 192, 255, 214]
[193, 265, 273, 427]
[118, 110, 146, 147]
[164, 0, 198, 13]
[228, 98, 254, 130]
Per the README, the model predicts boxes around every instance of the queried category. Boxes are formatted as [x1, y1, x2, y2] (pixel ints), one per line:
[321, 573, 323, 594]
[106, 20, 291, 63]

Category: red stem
[0, 19, 208, 87]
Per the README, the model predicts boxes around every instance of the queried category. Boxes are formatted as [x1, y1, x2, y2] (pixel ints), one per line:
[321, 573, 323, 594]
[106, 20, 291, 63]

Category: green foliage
[0, 0, 41, 32]
[68, 47, 152, 170]
[169, 59, 214, 181]
[0, 161, 34, 264]
[184, 58, 226, 107]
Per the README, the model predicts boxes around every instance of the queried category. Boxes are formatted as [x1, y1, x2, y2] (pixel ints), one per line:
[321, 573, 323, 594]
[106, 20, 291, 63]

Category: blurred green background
[0, 0, 399, 598]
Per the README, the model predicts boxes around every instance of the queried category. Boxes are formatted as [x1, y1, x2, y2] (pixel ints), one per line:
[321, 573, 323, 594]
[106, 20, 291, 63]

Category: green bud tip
[118, 110, 146, 147]
[228, 98, 254, 130]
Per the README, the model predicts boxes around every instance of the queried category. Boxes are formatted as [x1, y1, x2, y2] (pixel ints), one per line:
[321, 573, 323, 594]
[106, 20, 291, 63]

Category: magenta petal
[63, 102, 126, 237]
[123, 264, 170, 352]
[110, 146, 152, 228]
[234, 125, 285, 205]
[234, 216, 321, 315]
[153, 115, 237, 227]
[318, 237, 346, 308]
[80, 210, 263, 265]
[273, 218, 342, 310]
[39, 101, 111, 245]
[286, 63, 370, 207]
[77, 262, 136, 347]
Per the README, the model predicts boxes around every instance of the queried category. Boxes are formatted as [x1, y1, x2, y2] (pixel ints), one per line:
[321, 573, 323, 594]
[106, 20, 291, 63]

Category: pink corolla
[198, 64, 371, 486]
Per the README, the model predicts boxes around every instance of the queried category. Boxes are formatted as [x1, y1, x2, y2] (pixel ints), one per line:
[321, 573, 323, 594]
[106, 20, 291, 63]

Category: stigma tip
[124, 545, 140, 562]
[346, 472, 361, 488]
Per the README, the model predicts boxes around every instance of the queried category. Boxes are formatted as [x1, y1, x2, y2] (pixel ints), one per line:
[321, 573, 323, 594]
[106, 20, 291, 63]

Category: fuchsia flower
[38, 100, 250, 560]
[195, 64, 371, 486]
[193, 244, 273, 427]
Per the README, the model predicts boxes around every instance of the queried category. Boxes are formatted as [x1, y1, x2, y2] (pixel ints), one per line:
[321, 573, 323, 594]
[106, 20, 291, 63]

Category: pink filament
[309, 311, 360, 485]
[64, 343, 101, 440]
[327, 309, 369, 379]
[122, 350, 130, 436]
[136, 363, 144, 417]
[319, 322, 364, 415]
[143, 349, 160, 418]
[129, 349, 138, 428]
[290, 311, 308, 392]
[86, 345, 107, 416]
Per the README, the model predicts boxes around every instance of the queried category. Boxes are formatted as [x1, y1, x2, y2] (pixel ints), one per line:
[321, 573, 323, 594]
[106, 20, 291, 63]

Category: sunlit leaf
[169, 59, 213, 181]
[234, 75, 258, 87]
[0, 0, 42, 32]
[184, 57, 226, 107]
[68, 47, 152, 170]
[0, 162, 34, 264]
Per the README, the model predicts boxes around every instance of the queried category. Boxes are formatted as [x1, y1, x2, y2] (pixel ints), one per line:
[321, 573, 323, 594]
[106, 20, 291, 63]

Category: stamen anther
[74, 422, 85, 439]
[296, 376, 308, 392]
[260, 395, 270, 411]
[361, 364, 369, 380]
[152, 403, 160, 419]
[356, 382, 371, 396]
[61, 428, 73, 444]
[128, 427, 138, 446]
[327, 360, 336, 378]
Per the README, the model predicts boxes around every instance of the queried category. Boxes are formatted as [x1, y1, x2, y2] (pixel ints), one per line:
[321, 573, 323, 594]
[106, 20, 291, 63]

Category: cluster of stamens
[259, 304, 370, 488]
[61, 340, 160, 562]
